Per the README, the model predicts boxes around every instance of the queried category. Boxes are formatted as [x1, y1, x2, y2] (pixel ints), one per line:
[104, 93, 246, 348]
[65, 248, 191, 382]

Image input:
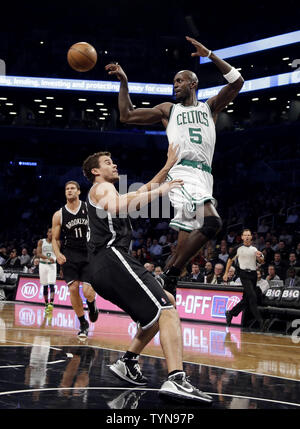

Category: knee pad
[199, 216, 222, 239]
[49, 284, 55, 293]
[43, 285, 48, 296]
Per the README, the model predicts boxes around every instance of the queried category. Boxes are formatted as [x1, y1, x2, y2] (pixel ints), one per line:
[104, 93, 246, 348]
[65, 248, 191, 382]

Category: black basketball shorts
[62, 259, 92, 286]
[89, 246, 173, 330]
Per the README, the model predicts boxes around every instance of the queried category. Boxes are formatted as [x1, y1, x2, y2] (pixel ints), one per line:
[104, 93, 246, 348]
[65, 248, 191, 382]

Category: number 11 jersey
[60, 201, 89, 261]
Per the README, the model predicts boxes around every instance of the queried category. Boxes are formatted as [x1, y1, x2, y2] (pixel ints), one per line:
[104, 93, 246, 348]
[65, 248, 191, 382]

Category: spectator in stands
[277, 240, 289, 261]
[279, 228, 293, 246]
[223, 266, 240, 285]
[29, 248, 37, 267]
[19, 247, 31, 268]
[256, 236, 265, 251]
[0, 247, 7, 265]
[227, 266, 239, 284]
[154, 266, 163, 278]
[271, 252, 287, 280]
[271, 236, 279, 252]
[256, 268, 269, 294]
[208, 263, 224, 285]
[131, 250, 138, 259]
[218, 244, 229, 265]
[28, 257, 40, 274]
[183, 263, 204, 283]
[203, 261, 214, 283]
[145, 237, 152, 252]
[262, 241, 274, 265]
[164, 243, 177, 267]
[136, 247, 149, 265]
[257, 219, 269, 234]
[287, 252, 300, 272]
[3, 249, 21, 270]
[149, 238, 163, 262]
[284, 267, 300, 288]
[206, 248, 220, 267]
[226, 231, 236, 245]
[266, 265, 280, 284]
[144, 262, 154, 276]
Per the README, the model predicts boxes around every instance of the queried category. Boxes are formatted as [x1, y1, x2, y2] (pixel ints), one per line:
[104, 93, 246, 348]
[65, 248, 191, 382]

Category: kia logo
[21, 282, 38, 299]
[19, 308, 36, 326]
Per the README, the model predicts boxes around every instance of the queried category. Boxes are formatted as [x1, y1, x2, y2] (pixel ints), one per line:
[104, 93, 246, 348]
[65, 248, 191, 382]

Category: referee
[223, 229, 264, 329]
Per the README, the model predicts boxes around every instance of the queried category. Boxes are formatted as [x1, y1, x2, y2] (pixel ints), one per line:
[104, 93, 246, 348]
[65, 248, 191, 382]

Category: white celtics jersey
[166, 101, 216, 167]
[41, 239, 56, 262]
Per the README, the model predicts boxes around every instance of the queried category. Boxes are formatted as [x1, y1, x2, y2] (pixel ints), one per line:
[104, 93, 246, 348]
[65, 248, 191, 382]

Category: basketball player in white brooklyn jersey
[37, 227, 57, 311]
[105, 36, 244, 296]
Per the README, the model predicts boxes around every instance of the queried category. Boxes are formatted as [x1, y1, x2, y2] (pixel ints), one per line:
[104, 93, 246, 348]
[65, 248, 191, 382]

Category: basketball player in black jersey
[82, 145, 213, 404]
[52, 181, 98, 339]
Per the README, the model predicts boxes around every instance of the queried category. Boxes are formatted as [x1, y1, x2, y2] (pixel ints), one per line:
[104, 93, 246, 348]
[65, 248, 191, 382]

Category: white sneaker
[159, 371, 213, 403]
[109, 358, 148, 386]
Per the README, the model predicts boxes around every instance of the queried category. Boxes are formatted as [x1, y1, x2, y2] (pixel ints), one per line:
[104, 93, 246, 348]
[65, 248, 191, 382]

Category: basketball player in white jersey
[105, 36, 244, 295]
[37, 228, 57, 311]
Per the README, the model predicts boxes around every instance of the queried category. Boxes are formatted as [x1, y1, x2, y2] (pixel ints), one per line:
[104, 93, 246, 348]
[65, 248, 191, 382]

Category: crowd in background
[1, 209, 299, 295]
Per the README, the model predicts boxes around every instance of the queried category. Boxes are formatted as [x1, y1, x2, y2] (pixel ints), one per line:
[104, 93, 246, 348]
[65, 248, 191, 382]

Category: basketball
[67, 42, 97, 72]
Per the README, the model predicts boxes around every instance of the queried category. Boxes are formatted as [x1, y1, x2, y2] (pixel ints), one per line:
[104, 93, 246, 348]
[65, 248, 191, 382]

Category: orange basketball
[67, 42, 97, 72]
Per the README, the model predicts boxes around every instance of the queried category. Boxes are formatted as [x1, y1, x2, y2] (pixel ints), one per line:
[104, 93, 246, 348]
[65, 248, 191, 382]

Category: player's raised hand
[165, 143, 179, 169]
[186, 36, 211, 58]
[105, 63, 128, 81]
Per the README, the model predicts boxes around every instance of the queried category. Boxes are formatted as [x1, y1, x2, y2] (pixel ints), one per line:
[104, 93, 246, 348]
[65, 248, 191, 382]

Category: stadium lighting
[200, 30, 300, 64]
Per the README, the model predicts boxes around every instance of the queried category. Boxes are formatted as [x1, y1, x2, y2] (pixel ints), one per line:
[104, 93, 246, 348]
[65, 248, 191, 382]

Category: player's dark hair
[242, 228, 252, 234]
[82, 151, 111, 182]
[65, 180, 80, 190]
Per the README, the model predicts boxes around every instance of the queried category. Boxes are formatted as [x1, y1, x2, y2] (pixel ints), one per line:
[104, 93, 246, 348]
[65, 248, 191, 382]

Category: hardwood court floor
[0, 301, 300, 410]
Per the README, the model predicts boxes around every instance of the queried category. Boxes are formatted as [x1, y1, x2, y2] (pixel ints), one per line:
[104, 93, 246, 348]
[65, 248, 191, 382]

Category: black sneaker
[225, 310, 233, 327]
[77, 320, 89, 339]
[109, 358, 148, 386]
[88, 300, 99, 323]
[159, 372, 213, 404]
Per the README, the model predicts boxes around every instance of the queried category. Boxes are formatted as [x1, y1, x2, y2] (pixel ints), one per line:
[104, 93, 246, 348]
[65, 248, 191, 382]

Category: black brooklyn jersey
[86, 193, 132, 253]
[61, 201, 89, 253]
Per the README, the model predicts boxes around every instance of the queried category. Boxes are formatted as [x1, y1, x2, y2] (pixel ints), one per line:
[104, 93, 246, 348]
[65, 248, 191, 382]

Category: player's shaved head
[177, 70, 198, 87]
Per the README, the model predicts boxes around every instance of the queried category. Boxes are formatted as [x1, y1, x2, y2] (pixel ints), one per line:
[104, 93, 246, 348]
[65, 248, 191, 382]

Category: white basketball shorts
[167, 164, 217, 232]
[39, 263, 57, 285]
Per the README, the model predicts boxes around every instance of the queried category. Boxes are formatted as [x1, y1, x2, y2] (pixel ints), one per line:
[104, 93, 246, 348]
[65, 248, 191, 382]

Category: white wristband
[223, 67, 241, 83]
[207, 50, 212, 58]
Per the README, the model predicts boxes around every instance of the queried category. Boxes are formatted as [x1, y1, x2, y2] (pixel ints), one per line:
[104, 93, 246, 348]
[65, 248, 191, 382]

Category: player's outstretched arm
[136, 143, 179, 193]
[105, 63, 172, 125]
[186, 36, 244, 120]
[92, 179, 183, 215]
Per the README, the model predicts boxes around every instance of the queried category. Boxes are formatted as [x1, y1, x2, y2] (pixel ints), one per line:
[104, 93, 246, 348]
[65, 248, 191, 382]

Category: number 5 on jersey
[189, 127, 202, 145]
